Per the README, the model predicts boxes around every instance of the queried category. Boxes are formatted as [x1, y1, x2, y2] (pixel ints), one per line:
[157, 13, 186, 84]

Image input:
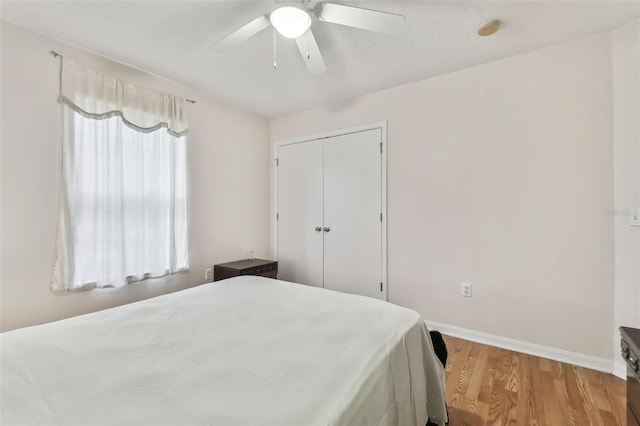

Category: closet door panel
[277, 141, 324, 287]
[323, 129, 383, 298]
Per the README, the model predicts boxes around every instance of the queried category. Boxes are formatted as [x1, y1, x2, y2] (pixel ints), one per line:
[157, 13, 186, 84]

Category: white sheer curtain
[52, 58, 189, 292]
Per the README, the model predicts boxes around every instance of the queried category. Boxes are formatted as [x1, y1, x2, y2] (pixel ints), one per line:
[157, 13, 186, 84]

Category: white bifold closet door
[277, 127, 383, 299]
[277, 139, 324, 288]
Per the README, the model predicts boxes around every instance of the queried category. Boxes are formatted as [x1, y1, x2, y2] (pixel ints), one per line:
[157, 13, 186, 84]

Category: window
[52, 58, 189, 292]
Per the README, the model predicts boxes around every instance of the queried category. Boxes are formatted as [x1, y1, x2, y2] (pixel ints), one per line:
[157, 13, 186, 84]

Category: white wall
[271, 34, 616, 361]
[0, 22, 271, 331]
[611, 18, 640, 377]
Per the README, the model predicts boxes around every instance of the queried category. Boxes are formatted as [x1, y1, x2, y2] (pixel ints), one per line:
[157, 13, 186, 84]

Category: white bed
[1, 276, 447, 426]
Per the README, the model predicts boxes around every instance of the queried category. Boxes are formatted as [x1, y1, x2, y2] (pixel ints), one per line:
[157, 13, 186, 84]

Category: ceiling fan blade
[295, 29, 326, 76]
[211, 15, 271, 52]
[314, 3, 405, 35]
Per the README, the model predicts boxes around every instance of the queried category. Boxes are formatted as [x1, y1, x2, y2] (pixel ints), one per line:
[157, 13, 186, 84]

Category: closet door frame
[273, 121, 388, 300]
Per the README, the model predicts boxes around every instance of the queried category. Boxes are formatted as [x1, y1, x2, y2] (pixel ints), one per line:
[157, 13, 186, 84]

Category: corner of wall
[610, 16, 640, 367]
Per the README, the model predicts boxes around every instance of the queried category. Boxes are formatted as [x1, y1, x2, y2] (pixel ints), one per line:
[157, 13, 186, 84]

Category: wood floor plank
[464, 345, 490, 414]
[539, 368, 563, 423]
[553, 367, 578, 425]
[505, 352, 519, 394]
[528, 354, 550, 424]
[602, 370, 626, 426]
[580, 366, 606, 425]
[514, 353, 534, 426]
[440, 335, 626, 426]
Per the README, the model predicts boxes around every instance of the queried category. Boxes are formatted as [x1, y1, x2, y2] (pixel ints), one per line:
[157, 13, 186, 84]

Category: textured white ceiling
[1, 1, 638, 117]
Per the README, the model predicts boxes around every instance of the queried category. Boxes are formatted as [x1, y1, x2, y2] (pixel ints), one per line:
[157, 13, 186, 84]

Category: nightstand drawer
[214, 259, 278, 281]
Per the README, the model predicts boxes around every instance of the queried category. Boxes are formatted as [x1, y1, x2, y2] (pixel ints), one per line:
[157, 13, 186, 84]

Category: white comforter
[1, 276, 447, 426]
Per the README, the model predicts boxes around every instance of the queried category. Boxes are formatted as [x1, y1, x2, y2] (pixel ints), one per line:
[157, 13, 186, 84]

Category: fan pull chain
[273, 29, 277, 69]
[306, 16, 311, 59]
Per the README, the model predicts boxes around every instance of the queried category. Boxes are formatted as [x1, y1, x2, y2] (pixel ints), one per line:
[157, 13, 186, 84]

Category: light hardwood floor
[441, 335, 626, 426]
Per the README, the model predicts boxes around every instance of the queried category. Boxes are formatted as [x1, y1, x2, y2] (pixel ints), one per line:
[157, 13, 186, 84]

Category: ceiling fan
[210, 1, 406, 76]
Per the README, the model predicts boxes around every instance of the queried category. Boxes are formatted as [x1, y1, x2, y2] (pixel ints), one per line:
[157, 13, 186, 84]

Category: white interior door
[323, 128, 383, 298]
[277, 140, 324, 287]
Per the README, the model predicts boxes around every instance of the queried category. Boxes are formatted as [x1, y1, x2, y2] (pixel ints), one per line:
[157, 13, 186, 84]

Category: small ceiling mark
[477, 20, 501, 37]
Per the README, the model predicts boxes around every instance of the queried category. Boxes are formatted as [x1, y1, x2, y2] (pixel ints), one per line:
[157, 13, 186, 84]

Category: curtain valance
[59, 58, 189, 137]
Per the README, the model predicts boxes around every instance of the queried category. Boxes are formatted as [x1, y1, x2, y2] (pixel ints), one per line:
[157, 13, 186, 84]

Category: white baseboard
[613, 359, 627, 380]
[425, 320, 614, 375]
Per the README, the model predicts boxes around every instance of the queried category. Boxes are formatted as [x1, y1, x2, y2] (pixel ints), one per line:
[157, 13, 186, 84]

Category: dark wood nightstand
[213, 259, 278, 282]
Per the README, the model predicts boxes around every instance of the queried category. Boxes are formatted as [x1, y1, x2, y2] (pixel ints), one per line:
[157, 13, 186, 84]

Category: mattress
[1, 276, 447, 426]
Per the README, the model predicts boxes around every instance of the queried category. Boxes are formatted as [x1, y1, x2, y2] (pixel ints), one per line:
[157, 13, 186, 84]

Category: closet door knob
[323, 227, 331, 232]
[315, 226, 322, 232]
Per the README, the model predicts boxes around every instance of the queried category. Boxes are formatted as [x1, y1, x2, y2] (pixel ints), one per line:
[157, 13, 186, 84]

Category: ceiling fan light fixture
[270, 6, 311, 39]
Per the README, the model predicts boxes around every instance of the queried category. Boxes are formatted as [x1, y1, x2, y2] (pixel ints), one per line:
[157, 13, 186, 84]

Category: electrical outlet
[461, 283, 472, 298]
[205, 267, 213, 282]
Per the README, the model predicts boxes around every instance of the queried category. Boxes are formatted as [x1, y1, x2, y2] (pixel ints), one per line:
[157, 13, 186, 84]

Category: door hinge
[276, 212, 279, 220]
[380, 282, 383, 292]
[380, 212, 383, 222]
[275, 158, 279, 166]
[379, 142, 382, 154]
